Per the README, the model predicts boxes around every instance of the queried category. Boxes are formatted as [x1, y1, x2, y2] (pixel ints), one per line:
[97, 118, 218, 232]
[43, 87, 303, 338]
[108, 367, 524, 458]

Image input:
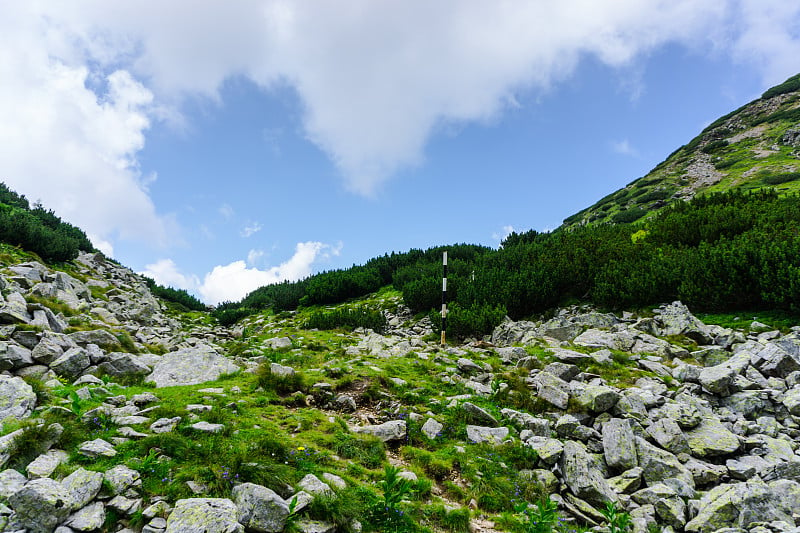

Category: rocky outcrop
[147, 344, 239, 387]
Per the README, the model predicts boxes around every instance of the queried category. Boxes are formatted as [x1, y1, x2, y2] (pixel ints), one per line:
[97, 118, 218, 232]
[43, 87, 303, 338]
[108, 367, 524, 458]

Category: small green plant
[600, 501, 631, 533]
[517, 496, 558, 533]
[372, 464, 415, 530]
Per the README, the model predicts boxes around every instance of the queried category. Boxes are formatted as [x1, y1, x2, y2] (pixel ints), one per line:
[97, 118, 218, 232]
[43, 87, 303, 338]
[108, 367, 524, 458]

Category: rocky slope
[2, 249, 800, 532]
[563, 73, 800, 227]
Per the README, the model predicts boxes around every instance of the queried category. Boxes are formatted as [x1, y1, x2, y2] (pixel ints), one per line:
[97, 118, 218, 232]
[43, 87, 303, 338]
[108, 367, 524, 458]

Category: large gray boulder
[147, 345, 239, 387]
[0, 375, 36, 423]
[0, 292, 31, 324]
[69, 329, 120, 350]
[602, 418, 637, 470]
[684, 417, 740, 458]
[752, 339, 800, 378]
[649, 301, 712, 342]
[0, 341, 33, 370]
[561, 441, 617, 506]
[635, 437, 694, 488]
[8, 478, 71, 533]
[99, 352, 152, 377]
[466, 425, 509, 445]
[61, 467, 104, 510]
[533, 371, 570, 410]
[698, 364, 738, 396]
[571, 383, 620, 413]
[684, 480, 795, 532]
[232, 483, 289, 532]
[65, 501, 106, 531]
[352, 420, 407, 442]
[164, 498, 244, 533]
[50, 347, 91, 380]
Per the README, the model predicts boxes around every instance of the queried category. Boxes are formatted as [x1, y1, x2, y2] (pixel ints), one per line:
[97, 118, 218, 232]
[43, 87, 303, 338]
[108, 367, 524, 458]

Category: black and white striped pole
[441, 251, 447, 346]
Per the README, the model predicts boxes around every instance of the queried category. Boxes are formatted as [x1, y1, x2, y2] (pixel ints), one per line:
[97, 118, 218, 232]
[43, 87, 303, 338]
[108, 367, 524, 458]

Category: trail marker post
[441, 251, 447, 346]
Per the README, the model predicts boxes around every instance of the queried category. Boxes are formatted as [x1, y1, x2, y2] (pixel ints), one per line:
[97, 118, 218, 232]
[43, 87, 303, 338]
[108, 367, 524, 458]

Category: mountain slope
[563, 73, 800, 227]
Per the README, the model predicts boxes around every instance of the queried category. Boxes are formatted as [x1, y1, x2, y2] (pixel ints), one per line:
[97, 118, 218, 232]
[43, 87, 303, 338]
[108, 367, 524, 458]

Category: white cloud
[247, 249, 265, 266]
[140, 258, 200, 290]
[241, 222, 263, 238]
[3, 0, 800, 241]
[218, 203, 234, 219]
[611, 139, 640, 157]
[199, 241, 333, 305]
[492, 225, 515, 242]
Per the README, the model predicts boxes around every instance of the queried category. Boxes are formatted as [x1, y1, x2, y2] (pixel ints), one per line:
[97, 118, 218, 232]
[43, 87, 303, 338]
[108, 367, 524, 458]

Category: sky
[1, 1, 799, 305]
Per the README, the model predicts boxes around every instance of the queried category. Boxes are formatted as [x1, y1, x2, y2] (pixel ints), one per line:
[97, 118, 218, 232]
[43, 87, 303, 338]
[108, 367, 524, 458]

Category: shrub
[304, 306, 387, 333]
[611, 207, 647, 223]
[762, 172, 800, 185]
[431, 303, 506, 341]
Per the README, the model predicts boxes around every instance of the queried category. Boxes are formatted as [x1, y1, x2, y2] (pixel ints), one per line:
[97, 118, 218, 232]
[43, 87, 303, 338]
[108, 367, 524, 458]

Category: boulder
[297, 474, 333, 496]
[465, 425, 509, 445]
[571, 383, 620, 413]
[165, 498, 244, 533]
[646, 418, 690, 455]
[0, 375, 36, 423]
[684, 417, 740, 458]
[8, 478, 71, 533]
[602, 418, 638, 470]
[0, 468, 27, 499]
[685, 480, 794, 532]
[65, 501, 106, 531]
[62, 467, 104, 510]
[69, 329, 120, 349]
[533, 371, 570, 410]
[698, 364, 738, 396]
[352, 420, 406, 442]
[99, 352, 152, 377]
[501, 408, 550, 435]
[0, 341, 33, 370]
[635, 437, 694, 488]
[421, 418, 443, 440]
[232, 483, 289, 532]
[560, 441, 617, 506]
[523, 436, 564, 465]
[50, 347, 91, 380]
[147, 345, 239, 387]
[461, 402, 498, 426]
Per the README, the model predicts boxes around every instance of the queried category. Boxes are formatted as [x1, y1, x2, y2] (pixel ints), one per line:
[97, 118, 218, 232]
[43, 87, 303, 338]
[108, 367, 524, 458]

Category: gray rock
[0, 342, 33, 370]
[542, 362, 580, 381]
[635, 437, 694, 488]
[501, 408, 550, 435]
[295, 519, 336, 533]
[608, 467, 643, 494]
[533, 371, 570, 410]
[523, 436, 563, 465]
[62, 467, 104, 510]
[560, 440, 617, 505]
[684, 417, 740, 458]
[232, 483, 289, 532]
[465, 425, 509, 445]
[352, 420, 406, 442]
[191, 421, 224, 433]
[147, 345, 239, 387]
[684, 480, 794, 532]
[461, 402, 498, 426]
[571, 383, 620, 413]
[602, 418, 637, 470]
[456, 357, 482, 374]
[264, 337, 293, 350]
[50, 347, 91, 380]
[494, 346, 528, 363]
[421, 418, 443, 440]
[655, 401, 703, 429]
[270, 363, 295, 377]
[65, 501, 105, 531]
[0, 468, 27, 499]
[0, 375, 36, 423]
[297, 474, 333, 496]
[26, 450, 68, 479]
[698, 364, 738, 396]
[646, 418, 690, 455]
[150, 417, 181, 434]
[651, 301, 712, 342]
[752, 340, 800, 378]
[8, 478, 71, 533]
[78, 438, 117, 458]
[164, 498, 244, 533]
[69, 329, 120, 349]
[31, 335, 66, 365]
[99, 352, 152, 377]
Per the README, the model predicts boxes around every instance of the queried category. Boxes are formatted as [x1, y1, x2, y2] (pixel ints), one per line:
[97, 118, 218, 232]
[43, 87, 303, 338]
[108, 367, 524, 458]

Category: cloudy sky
[2, 1, 799, 304]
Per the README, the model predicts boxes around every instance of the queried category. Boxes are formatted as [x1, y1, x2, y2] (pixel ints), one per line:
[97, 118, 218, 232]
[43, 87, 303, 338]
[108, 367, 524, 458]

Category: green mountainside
[563, 73, 800, 227]
[2, 75, 800, 533]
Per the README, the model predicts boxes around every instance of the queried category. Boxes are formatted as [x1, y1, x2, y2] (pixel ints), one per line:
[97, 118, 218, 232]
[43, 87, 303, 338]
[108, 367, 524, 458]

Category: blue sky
[2, 2, 799, 304]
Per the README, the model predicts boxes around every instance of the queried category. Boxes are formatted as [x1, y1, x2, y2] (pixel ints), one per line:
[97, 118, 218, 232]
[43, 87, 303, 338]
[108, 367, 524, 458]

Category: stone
[232, 483, 289, 532]
[26, 450, 68, 479]
[264, 337, 293, 350]
[560, 440, 617, 506]
[191, 421, 224, 433]
[297, 474, 333, 496]
[62, 467, 104, 510]
[501, 408, 550, 435]
[465, 425, 509, 445]
[8, 478, 71, 533]
[542, 362, 580, 381]
[322, 473, 346, 490]
[533, 371, 570, 409]
[655, 401, 703, 429]
[295, 519, 336, 533]
[698, 364, 738, 396]
[0, 342, 33, 370]
[646, 418, 691, 455]
[572, 383, 620, 413]
[602, 418, 638, 470]
[608, 467, 643, 494]
[150, 417, 181, 433]
[635, 437, 694, 488]
[461, 402, 498, 426]
[523, 436, 563, 465]
[0, 375, 36, 423]
[684, 417, 740, 458]
[147, 345, 239, 387]
[352, 420, 406, 442]
[684, 480, 794, 532]
[270, 362, 295, 377]
[50, 347, 91, 380]
[69, 329, 120, 349]
[78, 438, 117, 458]
[421, 418, 443, 439]
[99, 352, 152, 377]
[0, 468, 27, 499]
[65, 502, 105, 532]
[164, 498, 244, 533]
[752, 341, 800, 378]
[31, 335, 66, 364]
